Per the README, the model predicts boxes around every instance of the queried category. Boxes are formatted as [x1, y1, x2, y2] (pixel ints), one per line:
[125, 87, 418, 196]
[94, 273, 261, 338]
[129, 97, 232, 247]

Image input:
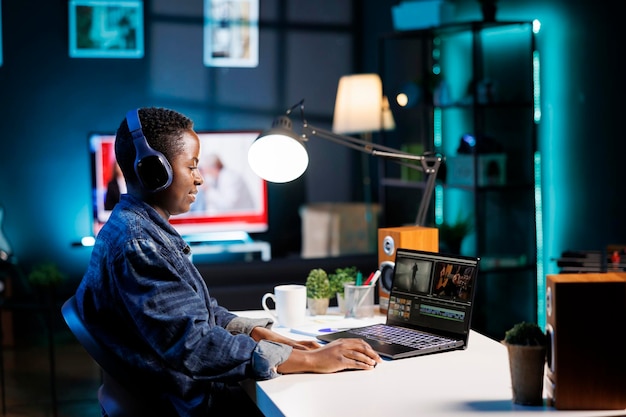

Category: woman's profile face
[152, 130, 204, 218]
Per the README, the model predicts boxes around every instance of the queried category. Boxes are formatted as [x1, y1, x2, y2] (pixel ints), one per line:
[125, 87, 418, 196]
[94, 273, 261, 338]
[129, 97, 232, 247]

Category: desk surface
[236, 309, 626, 417]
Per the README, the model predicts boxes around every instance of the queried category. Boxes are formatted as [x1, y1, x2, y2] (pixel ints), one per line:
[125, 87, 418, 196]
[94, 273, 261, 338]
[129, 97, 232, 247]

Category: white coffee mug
[261, 284, 307, 328]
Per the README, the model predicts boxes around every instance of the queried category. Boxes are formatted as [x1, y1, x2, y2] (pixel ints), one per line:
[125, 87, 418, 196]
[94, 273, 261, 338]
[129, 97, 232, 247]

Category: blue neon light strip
[533, 50, 541, 123]
[534, 151, 545, 329]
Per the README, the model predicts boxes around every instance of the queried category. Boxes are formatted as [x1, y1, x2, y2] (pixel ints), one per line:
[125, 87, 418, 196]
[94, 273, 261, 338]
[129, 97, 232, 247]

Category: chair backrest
[61, 295, 165, 417]
[61, 295, 137, 385]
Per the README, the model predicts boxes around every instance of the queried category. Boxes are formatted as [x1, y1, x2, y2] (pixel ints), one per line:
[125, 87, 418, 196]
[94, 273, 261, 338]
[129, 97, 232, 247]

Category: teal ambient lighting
[435, 184, 444, 225]
[433, 107, 442, 149]
[534, 152, 545, 329]
[531, 20, 544, 328]
[533, 49, 541, 123]
[433, 107, 442, 225]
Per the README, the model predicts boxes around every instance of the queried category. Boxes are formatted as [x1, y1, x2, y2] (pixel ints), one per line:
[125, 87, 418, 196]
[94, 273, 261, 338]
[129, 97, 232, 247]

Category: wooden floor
[1, 328, 102, 417]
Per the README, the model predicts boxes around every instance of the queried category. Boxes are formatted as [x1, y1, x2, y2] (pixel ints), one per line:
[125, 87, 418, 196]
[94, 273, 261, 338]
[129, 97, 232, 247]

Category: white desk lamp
[248, 76, 442, 226]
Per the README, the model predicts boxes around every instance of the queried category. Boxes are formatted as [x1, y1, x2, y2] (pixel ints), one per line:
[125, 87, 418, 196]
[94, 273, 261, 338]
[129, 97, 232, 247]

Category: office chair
[61, 295, 165, 417]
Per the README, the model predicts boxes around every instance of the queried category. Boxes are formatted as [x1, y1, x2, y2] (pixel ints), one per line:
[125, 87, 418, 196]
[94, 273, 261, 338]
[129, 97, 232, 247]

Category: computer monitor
[89, 130, 268, 239]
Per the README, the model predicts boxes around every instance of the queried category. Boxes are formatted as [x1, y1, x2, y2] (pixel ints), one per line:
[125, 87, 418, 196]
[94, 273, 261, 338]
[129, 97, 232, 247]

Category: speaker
[377, 226, 438, 313]
[126, 109, 173, 193]
[545, 273, 626, 410]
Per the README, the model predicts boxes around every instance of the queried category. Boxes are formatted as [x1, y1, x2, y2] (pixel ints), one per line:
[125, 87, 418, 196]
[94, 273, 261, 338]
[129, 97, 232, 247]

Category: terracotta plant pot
[307, 298, 329, 316]
[503, 342, 546, 405]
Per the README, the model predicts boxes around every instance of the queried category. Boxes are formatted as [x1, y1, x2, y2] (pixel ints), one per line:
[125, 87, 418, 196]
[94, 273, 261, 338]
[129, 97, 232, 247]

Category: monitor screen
[89, 130, 268, 238]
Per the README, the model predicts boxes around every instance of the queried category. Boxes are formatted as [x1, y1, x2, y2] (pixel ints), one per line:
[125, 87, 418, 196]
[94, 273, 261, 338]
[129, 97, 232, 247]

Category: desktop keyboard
[349, 324, 456, 349]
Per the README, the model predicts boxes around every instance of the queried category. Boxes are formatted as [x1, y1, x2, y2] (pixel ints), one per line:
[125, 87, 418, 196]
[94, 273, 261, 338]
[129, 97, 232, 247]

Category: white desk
[236, 309, 626, 417]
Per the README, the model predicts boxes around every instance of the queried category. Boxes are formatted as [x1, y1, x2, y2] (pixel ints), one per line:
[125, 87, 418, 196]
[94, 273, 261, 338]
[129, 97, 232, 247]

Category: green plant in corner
[503, 321, 547, 346]
[329, 266, 358, 297]
[27, 262, 66, 288]
[438, 213, 473, 254]
[305, 268, 331, 299]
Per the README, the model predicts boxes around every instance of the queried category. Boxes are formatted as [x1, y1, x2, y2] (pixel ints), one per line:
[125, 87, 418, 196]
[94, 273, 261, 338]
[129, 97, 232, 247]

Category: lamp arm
[304, 123, 412, 156]
[304, 123, 442, 170]
[415, 169, 439, 227]
[302, 123, 442, 227]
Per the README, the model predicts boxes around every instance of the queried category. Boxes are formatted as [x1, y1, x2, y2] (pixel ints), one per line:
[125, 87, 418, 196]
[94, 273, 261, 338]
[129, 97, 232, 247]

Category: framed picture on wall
[0, 0, 3, 67]
[68, 0, 144, 58]
[203, 0, 259, 68]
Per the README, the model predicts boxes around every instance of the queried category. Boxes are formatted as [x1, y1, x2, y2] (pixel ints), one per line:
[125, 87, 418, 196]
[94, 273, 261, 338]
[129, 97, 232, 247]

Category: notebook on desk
[317, 248, 480, 359]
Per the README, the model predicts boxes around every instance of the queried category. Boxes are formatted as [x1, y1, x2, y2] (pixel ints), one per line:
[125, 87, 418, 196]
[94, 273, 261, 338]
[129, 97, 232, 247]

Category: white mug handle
[261, 293, 279, 321]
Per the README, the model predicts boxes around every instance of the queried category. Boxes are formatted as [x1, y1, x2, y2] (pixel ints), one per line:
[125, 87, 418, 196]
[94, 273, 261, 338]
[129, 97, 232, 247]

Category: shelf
[436, 101, 533, 110]
[439, 182, 534, 192]
[379, 177, 430, 189]
[379, 20, 534, 40]
[378, 19, 538, 338]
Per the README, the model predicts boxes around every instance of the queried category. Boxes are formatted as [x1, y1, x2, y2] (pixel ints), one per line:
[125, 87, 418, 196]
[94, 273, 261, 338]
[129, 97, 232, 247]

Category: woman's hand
[277, 338, 382, 374]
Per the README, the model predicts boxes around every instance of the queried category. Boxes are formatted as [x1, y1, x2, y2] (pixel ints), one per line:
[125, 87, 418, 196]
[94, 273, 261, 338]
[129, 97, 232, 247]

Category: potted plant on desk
[306, 268, 331, 316]
[329, 266, 358, 314]
[502, 321, 547, 405]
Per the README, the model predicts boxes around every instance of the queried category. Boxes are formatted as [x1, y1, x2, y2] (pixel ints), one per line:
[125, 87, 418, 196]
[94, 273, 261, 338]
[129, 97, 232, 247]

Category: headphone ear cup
[133, 137, 173, 192]
[126, 109, 173, 192]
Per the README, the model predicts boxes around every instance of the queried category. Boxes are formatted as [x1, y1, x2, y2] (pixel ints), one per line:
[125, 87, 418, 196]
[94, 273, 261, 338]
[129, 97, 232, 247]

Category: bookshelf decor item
[68, 0, 144, 59]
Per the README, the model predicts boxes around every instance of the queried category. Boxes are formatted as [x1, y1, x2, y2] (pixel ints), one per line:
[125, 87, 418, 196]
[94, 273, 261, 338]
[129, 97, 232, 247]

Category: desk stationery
[236, 309, 626, 417]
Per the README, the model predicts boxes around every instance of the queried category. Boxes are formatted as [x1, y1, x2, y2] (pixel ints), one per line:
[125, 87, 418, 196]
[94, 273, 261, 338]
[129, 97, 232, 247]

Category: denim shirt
[75, 194, 291, 416]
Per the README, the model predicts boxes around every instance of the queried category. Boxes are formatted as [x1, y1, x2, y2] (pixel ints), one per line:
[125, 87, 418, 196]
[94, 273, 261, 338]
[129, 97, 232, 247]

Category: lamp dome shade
[248, 117, 309, 183]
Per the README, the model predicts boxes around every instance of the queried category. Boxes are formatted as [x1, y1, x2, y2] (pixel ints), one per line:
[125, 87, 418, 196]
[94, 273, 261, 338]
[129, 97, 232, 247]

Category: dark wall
[1, 0, 625, 294]
[0, 0, 364, 286]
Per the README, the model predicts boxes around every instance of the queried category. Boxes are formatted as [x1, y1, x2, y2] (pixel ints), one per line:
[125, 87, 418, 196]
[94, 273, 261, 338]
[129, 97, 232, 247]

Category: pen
[363, 271, 375, 286]
[318, 327, 352, 333]
[355, 271, 363, 286]
[368, 270, 381, 286]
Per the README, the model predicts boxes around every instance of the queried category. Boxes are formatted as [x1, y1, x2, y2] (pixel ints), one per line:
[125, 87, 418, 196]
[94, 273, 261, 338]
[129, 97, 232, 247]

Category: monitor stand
[183, 232, 271, 262]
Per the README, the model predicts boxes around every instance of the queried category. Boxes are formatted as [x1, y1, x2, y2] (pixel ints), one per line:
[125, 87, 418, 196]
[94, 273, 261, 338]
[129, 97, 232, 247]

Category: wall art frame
[0, 0, 3, 67]
[69, 0, 144, 59]
[203, 0, 259, 68]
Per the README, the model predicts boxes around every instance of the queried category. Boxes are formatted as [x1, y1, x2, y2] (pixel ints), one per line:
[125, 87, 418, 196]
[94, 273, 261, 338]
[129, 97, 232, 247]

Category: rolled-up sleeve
[225, 317, 291, 379]
[226, 316, 274, 335]
[252, 340, 292, 379]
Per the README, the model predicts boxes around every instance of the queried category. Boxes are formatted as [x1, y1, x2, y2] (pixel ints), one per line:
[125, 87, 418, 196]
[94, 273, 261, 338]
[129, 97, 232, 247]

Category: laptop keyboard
[349, 324, 457, 350]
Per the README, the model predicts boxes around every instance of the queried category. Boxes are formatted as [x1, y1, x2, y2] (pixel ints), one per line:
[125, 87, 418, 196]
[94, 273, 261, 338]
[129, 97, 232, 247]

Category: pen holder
[343, 283, 375, 319]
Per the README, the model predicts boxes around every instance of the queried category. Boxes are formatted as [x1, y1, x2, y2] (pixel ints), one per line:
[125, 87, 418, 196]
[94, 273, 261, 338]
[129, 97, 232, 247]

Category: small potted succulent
[305, 268, 331, 315]
[502, 321, 547, 405]
[329, 266, 358, 314]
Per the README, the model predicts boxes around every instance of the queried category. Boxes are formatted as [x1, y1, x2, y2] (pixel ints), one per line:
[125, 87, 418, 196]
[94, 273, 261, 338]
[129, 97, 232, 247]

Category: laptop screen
[387, 249, 480, 339]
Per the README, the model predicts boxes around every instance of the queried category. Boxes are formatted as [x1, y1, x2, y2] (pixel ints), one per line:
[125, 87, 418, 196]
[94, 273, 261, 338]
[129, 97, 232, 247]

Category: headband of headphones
[126, 109, 173, 192]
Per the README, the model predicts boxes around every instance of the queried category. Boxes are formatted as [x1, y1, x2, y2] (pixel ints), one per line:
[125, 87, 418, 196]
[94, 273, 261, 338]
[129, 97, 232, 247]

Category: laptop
[317, 248, 480, 359]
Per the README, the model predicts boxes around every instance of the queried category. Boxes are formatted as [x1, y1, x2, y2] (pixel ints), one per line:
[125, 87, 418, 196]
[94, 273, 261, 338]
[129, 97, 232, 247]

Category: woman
[75, 107, 381, 416]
